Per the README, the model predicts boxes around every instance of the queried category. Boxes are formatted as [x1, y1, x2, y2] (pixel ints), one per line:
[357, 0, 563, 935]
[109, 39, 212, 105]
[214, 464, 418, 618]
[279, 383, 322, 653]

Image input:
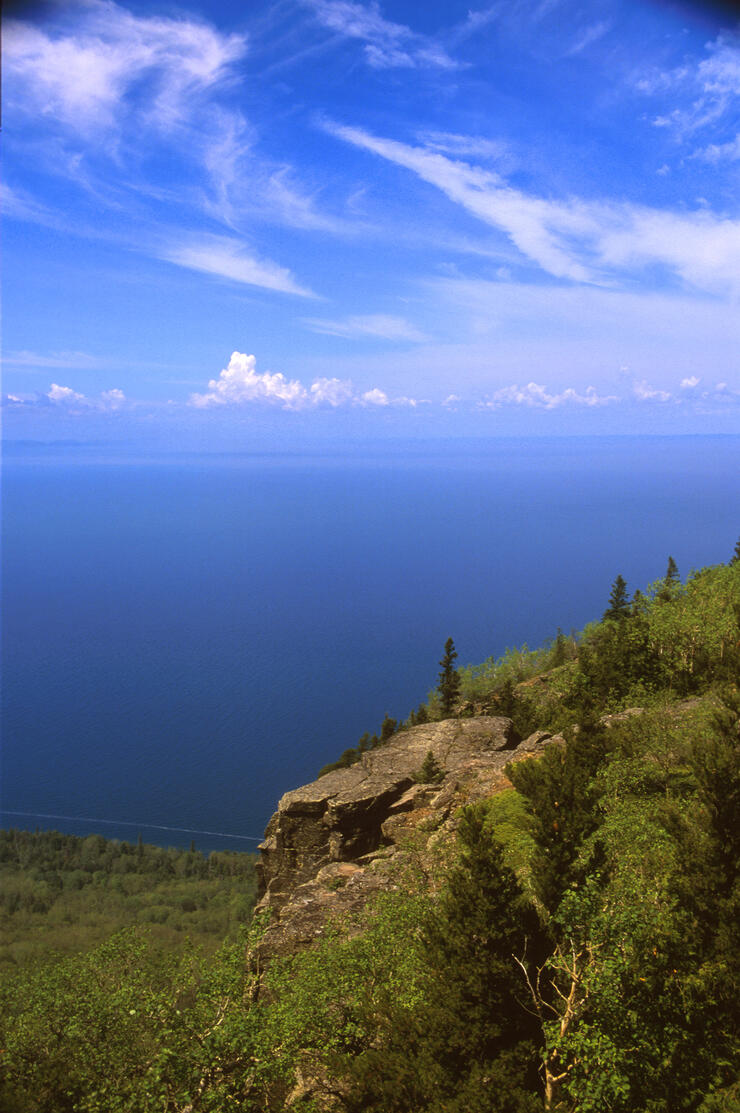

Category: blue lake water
[2, 436, 739, 852]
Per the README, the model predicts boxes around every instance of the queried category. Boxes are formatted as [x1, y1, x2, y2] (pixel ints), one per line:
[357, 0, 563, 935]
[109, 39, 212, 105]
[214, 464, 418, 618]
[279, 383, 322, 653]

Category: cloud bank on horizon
[3, 0, 739, 439]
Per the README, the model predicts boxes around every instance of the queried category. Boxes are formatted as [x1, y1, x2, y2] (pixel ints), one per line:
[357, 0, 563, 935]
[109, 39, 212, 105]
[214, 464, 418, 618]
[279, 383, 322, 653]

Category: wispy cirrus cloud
[4, 1, 246, 135]
[325, 121, 740, 295]
[189, 351, 421, 409]
[416, 131, 510, 163]
[304, 0, 457, 69]
[3, 349, 109, 371]
[4, 2, 329, 297]
[302, 313, 429, 340]
[160, 236, 316, 297]
[638, 32, 740, 157]
[565, 20, 611, 57]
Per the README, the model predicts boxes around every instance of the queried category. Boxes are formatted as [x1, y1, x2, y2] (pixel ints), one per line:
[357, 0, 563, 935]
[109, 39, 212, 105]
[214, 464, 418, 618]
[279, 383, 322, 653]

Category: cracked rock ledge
[254, 717, 559, 962]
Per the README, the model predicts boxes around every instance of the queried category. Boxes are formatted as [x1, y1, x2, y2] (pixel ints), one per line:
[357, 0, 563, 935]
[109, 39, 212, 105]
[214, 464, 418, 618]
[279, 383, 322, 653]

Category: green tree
[415, 750, 444, 784]
[657, 554, 681, 602]
[437, 637, 461, 717]
[380, 713, 398, 743]
[732, 536, 740, 565]
[551, 628, 568, 667]
[508, 716, 613, 913]
[344, 807, 544, 1113]
[603, 574, 630, 621]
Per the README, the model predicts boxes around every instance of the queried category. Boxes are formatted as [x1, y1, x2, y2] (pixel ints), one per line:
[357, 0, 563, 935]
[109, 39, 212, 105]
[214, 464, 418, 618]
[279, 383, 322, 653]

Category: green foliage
[380, 712, 398, 742]
[500, 698, 740, 1113]
[482, 789, 539, 894]
[603, 573, 630, 621]
[458, 644, 551, 703]
[508, 716, 614, 914]
[414, 750, 445, 784]
[550, 628, 568, 667]
[0, 919, 272, 1113]
[0, 829, 257, 968]
[258, 885, 434, 1105]
[563, 561, 740, 712]
[493, 678, 540, 739]
[343, 807, 545, 1113]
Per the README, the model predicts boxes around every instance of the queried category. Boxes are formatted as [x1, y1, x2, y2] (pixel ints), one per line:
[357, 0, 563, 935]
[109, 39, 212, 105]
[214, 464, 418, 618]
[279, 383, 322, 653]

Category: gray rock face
[253, 717, 556, 963]
[256, 716, 517, 908]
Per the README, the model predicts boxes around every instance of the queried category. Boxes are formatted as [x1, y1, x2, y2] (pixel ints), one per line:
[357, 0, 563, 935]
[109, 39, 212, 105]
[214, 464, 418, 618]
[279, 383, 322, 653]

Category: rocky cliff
[255, 717, 558, 961]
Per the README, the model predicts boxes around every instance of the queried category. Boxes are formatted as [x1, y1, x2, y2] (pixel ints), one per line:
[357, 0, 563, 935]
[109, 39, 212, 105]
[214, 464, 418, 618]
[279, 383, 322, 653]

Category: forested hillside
[1, 553, 738, 1113]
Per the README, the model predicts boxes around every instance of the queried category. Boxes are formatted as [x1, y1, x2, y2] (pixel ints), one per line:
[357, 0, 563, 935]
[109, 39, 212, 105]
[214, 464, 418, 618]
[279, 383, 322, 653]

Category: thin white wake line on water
[1, 810, 263, 842]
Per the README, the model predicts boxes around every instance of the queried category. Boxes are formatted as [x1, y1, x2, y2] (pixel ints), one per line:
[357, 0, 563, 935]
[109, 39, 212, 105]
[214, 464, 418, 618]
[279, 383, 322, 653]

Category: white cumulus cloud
[360, 388, 390, 406]
[45, 382, 127, 410]
[310, 377, 355, 406]
[483, 382, 618, 410]
[101, 387, 126, 408]
[48, 383, 88, 404]
[190, 352, 309, 409]
[190, 352, 421, 410]
[633, 380, 672, 403]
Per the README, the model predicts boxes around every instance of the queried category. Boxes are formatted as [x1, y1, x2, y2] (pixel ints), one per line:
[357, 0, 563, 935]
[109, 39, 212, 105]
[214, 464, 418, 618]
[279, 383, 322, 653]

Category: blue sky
[3, 0, 739, 445]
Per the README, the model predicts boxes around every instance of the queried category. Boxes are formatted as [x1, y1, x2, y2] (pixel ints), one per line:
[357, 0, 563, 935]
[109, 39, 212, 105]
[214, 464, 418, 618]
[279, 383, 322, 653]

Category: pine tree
[380, 714, 397, 743]
[658, 555, 680, 602]
[415, 750, 444, 784]
[603, 574, 630, 620]
[508, 716, 613, 912]
[731, 536, 740, 564]
[551, 627, 568, 667]
[344, 807, 544, 1112]
[437, 637, 461, 717]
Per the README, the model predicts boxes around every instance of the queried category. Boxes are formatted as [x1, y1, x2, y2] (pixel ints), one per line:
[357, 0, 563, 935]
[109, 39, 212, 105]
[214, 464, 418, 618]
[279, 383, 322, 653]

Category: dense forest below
[1, 547, 738, 1113]
[0, 830, 258, 967]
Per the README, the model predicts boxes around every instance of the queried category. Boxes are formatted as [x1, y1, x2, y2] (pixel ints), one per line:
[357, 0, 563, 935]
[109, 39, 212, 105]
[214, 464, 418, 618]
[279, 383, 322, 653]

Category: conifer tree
[658, 555, 680, 602]
[344, 807, 544, 1112]
[732, 536, 740, 564]
[380, 714, 397, 743]
[437, 637, 461, 717]
[415, 750, 444, 784]
[603, 574, 630, 620]
[551, 627, 567, 667]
